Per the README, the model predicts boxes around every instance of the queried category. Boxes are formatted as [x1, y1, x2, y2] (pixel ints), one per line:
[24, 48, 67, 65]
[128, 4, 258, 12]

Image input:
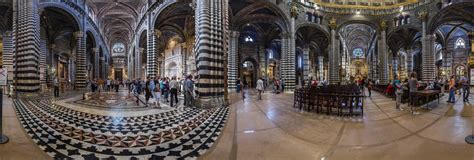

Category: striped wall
[13, 0, 41, 92]
[194, 0, 229, 107]
[2, 31, 13, 68]
[39, 30, 48, 86]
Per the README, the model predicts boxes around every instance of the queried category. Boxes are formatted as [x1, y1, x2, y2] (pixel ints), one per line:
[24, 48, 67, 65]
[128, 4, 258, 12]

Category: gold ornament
[380, 20, 388, 31]
[328, 17, 337, 30]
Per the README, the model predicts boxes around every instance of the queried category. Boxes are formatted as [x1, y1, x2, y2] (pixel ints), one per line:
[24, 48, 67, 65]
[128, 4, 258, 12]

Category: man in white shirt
[169, 76, 179, 107]
[106, 79, 111, 92]
[256, 78, 264, 100]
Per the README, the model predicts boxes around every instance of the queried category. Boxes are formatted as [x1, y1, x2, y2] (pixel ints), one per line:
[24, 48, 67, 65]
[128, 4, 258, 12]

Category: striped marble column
[280, 34, 289, 81]
[377, 31, 388, 84]
[2, 31, 14, 68]
[136, 48, 144, 79]
[406, 49, 413, 74]
[227, 31, 239, 91]
[422, 35, 435, 82]
[329, 29, 340, 84]
[92, 48, 99, 79]
[318, 56, 324, 81]
[13, 0, 41, 92]
[303, 47, 310, 84]
[194, 0, 229, 107]
[74, 31, 87, 89]
[287, 18, 296, 91]
[147, 30, 157, 78]
[39, 31, 48, 88]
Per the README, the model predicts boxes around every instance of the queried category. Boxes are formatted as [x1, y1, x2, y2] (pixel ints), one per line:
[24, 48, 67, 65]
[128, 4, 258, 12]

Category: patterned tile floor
[10, 92, 229, 159]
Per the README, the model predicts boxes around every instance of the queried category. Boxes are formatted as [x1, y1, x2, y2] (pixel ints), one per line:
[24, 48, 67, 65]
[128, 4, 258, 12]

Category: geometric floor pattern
[13, 96, 229, 159]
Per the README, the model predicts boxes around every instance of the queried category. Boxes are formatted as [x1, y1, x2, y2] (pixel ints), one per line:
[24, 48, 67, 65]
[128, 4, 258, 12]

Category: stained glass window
[353, 48, 363, 57]
[455, 38, 465, 49]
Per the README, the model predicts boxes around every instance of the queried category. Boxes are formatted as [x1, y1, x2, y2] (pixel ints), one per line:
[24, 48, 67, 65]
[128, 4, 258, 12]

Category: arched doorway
[241, 59, 258, 88]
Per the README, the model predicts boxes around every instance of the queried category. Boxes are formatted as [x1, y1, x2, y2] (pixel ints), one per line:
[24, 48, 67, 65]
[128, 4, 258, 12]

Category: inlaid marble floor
[0, 89, 473, 160]
[202, 89, 474, 160]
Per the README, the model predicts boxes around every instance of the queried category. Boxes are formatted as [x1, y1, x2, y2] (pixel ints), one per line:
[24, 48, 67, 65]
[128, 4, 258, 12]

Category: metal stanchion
[0, 89, 9, 144]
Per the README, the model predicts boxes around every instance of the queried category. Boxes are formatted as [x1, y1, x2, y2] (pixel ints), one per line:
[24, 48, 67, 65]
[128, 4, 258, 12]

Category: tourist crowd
[87, 75, 195, 108]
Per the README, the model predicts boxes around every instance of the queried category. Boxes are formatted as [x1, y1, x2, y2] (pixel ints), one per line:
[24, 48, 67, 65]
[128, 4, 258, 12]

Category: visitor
[98, 78, 104, 93]
[448, 75, 456, 103]
[115, 79, 119, 92]
[136, 78, 143, 95]
[184, 75, 194, 107]
[393, 75, 403, 111]
[54, 76, 59, 98]
[170, 76, 179, 107]
[461, 75, 469, 102]
[236, 77, 241, 93]
[408, 72, 418, 107]
[144, 77, 152, 107]
[140, 78, 146, 95]
[256, 77, 264, 100]
[241, 79, 245, 100]
[152, 77, 160, 108]
[106, 78, 111, 92]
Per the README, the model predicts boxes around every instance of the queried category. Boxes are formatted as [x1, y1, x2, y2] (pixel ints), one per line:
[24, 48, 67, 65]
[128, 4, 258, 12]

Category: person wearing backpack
[393, 75, 404, 111]
[448, 75, 456, 103]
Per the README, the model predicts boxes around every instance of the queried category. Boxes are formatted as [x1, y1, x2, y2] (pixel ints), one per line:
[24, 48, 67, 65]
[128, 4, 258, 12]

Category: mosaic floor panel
[13, 96, 229, 159]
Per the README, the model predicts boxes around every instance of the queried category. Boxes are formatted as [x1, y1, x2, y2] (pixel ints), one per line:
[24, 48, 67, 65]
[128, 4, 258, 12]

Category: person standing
[105, 79, 110, 92]
[236, 77, 241, 93]
[144, 77, 152, 107]
[461, 75, 469, 102]
[256, 78, 264, 100]
[408, 72, 418, 106]
[448, 75, 456, 103]
[184, 75, 194, 107]
[169, 76, 179, 107]
[393, 75, 403, 111]
[152, 77, 161, 108]
[54, 76, 59, 98]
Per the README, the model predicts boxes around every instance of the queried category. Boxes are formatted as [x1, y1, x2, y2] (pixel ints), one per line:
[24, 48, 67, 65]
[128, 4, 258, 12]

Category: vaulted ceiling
[339, 23, 376, 57]
[87, 0, 146, 48]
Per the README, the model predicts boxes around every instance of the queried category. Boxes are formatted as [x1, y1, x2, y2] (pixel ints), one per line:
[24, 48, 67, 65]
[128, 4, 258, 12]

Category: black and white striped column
[303, 47, 310, 83]
[377, 31, 388, 84]
[147, 30, 157, 78]
[74, 31, 87, 89]
[92, 48, 99, 79]
[329, 28, 340, 84]
[194, 0, 229, 107]
[136, 48, 143, 79]
[13, 0, 41, 92]
[226, 31, 238, 90]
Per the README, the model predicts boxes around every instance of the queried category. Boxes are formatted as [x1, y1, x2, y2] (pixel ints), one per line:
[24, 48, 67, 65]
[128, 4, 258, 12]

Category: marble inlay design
[13, 96, 229, 159]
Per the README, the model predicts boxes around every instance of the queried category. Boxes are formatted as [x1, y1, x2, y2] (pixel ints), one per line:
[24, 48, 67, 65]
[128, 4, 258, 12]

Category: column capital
[49, 44, 56, 49]
[74, 31, 84, 39]
[379, 20, 388, 31]
[328, 17, 337, 30]
[230, 31, 240, 38]
[303, 47, 310, 52]
[92, 48, 99, 53]
[139, 48, 145, 53]
[280, 32, 291, 39]
[416, 8, 429, 22]
[154, 29, 162, 38]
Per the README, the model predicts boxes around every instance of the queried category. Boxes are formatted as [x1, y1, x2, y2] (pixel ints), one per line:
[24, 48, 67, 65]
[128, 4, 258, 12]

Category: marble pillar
[194, 0, 229, 107]
[13, 0, 41, 92]
[74, 31, 87, 89]
[228, 31, 239, 90]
